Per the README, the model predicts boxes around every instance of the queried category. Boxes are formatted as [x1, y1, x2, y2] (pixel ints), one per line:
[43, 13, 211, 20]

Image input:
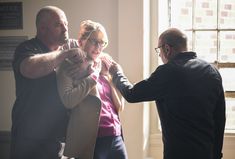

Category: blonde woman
[56, 20, 127, 159]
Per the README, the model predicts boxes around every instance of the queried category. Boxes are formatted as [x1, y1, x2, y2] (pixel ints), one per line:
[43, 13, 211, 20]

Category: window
[160, 0, 235, 132]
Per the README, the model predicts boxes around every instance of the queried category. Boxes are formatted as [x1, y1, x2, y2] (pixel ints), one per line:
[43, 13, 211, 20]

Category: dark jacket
[112, 52, 225, 159]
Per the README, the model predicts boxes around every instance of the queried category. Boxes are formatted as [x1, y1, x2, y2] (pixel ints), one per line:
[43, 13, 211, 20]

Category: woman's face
[81, 31, 107, 61]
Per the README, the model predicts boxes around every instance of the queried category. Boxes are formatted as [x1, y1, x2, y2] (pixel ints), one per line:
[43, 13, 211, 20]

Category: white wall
[0, 0, 150, 159]
[118, 0, 151, 158]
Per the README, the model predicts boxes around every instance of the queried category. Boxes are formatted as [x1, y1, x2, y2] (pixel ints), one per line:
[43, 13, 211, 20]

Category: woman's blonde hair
[78, 20, 108, 48]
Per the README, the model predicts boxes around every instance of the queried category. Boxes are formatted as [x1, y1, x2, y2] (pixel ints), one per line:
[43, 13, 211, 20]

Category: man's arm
[109, 62, 166, 103]
[109, 63, 134, 101]
[56, 62, 99, 109]
[20, 48, 85, 79]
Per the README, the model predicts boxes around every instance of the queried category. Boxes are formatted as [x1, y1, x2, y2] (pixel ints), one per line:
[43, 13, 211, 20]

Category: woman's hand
[100, 53, 113, 70]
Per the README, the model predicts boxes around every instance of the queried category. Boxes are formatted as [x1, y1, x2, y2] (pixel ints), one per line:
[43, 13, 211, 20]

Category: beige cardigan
[56, 61, 124, 159]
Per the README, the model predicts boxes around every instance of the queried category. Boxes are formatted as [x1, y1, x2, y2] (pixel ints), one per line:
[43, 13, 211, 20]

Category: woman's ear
[78, 39, 87, 51]
[78, 39, 83, 48]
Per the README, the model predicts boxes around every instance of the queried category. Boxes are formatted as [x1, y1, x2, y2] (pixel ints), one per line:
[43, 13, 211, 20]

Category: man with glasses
[109, 28, 225, 159]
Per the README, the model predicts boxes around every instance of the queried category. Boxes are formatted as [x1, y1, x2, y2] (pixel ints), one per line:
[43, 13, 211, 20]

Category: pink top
[97, 75, 121, 137]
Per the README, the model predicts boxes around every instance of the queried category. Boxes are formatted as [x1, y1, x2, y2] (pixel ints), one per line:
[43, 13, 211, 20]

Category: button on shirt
[97, 75, 121, 137]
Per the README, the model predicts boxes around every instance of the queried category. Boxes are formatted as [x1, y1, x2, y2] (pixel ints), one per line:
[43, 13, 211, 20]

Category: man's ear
[39, 25, 50, 36]
[165, 44, 176, 61]
[164, 44, 171, 57]
[41, 23, 47, 31]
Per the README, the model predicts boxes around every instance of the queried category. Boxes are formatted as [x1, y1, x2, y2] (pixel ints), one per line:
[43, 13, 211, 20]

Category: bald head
[159, 28, 188, 52]
[35, 6, 69, 50]
[36, 6, 65, 30]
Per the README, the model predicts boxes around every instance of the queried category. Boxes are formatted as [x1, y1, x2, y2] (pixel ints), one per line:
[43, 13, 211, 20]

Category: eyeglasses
[154, 44, 164, 54]
[88, 38, 107, 47]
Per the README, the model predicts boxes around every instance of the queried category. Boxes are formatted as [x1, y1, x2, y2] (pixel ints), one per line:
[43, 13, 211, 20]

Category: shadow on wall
[0, 131, 11, 159]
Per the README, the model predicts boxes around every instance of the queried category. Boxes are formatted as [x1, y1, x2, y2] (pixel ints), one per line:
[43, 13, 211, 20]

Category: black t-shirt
[12, 37, 78, 141]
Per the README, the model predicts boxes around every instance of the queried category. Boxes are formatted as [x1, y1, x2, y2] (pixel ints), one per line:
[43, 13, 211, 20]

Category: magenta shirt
[97, 75, 121, 137]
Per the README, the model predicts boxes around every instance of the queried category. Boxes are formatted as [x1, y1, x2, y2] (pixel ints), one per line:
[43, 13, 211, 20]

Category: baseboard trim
[0, 131, 11, 143]
[0, 131, 11, 159]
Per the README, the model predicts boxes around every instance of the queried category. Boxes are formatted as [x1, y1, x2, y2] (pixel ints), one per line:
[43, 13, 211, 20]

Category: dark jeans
[10, 137, 62, 159]
[93, 135, 128, 159]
